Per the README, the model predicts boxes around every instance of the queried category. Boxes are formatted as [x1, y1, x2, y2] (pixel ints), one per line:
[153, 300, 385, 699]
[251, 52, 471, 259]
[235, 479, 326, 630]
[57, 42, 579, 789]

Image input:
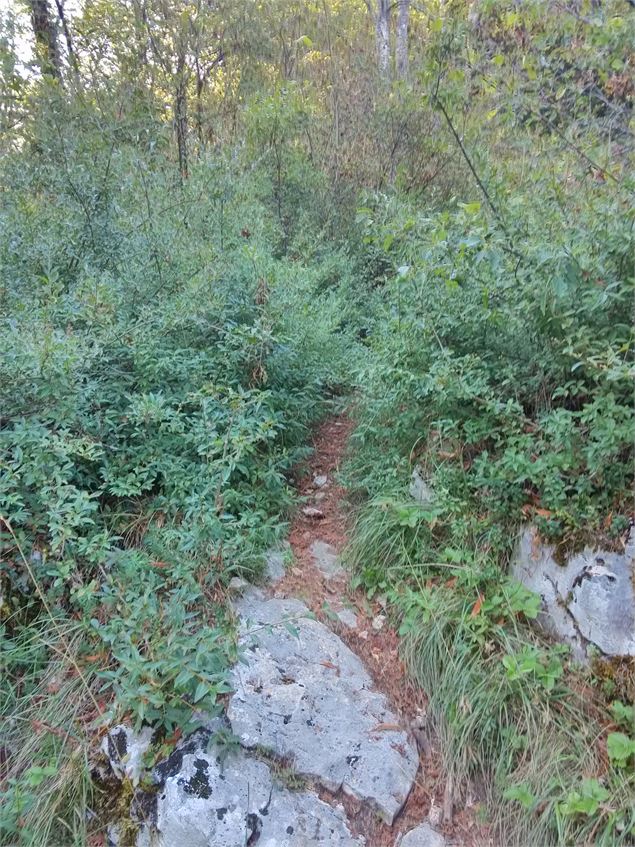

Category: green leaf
[460, 202, 481, 215]
[284, 621, 300, 638]
[610, 701, 635, 729]
[607, 732, 635, 768]
[194, 680, 210, 703]
[503, 784, 536, 809]
[558, 780, 609, 817]
[174, 669, 193, 689]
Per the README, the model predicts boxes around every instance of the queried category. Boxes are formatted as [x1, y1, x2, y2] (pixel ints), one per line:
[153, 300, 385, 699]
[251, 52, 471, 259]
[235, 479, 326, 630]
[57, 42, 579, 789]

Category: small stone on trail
[372, 614, 386, 631]
[398, 822, 446, 847]
[428, 801, 442, 828]
[336, 607, 358, 629]
[228, 576, 249, 593]
[309, 539, 344, 578]
[313, 474, 328, 488]
[313, 491, 326, 502]
[302, 506, 325, 519]
[264, 547, 287, 584]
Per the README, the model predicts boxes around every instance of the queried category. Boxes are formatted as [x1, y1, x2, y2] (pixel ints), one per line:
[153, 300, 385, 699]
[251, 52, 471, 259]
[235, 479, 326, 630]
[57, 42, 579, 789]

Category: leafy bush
[0, 99, 353, 843]
[352, 185, 633, 543]
[344, 9, 634, 840]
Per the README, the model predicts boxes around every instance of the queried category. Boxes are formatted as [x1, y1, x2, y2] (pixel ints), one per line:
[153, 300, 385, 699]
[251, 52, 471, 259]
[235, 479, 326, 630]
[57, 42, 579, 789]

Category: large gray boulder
[511, 526, 635, 661]
[229, 591, 419, 824]
[135, 729, 363, 847]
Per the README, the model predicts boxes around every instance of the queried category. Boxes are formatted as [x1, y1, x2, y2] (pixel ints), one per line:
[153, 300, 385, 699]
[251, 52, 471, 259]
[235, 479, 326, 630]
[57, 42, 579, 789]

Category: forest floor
[270, 412, 486, 847]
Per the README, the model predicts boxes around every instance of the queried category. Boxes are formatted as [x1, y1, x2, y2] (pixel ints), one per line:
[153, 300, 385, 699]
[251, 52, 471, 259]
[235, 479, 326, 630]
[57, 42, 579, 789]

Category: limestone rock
[409, 468, 435, 505]
[313, 474, 329, 488]
[228, 576, 249, 594]
[229, 593, 419, 824]
[135, 730, 362, 847]
[309, 539, 344, 579]
[398, 822, 446, 847]
[302, 506, 325, 519]
[511, 526, 635, 661]
[102, 725, 154, 786]
[261, 788, 362, 846]
[336, 607, 358, 629]
[264, 547, 287, 584]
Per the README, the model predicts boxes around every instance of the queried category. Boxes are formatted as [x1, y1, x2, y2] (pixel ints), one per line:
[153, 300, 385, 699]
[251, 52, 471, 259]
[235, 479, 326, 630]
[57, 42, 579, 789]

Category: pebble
[302, 506, 325, 519]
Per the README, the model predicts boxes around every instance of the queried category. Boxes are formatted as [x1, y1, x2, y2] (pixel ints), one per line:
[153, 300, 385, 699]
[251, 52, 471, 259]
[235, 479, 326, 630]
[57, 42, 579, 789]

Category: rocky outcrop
[101, 724, 154, 786]
[107, 542, 425, 845]
[108, 585, 420, 846]
[511, 526, 635, 661]
[133, 727, 363, 847]
[228, 590, 419, 825]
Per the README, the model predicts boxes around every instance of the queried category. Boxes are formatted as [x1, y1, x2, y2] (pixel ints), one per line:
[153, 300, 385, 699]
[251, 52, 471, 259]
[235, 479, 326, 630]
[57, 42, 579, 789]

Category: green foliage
[344, 10, 633, 845]
[93, 547, 235, 731]
[556, 779, 610, 818]
[0, 95, 353, 844]
[346, 498, 635, 844]
[1, 0, 634, 844]
[352, 184, 633, 542]
[607, 733, 635, 770]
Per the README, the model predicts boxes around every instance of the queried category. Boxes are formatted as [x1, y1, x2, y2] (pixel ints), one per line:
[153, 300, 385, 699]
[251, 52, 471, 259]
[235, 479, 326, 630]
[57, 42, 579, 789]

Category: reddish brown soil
[270, 412, 487, 847]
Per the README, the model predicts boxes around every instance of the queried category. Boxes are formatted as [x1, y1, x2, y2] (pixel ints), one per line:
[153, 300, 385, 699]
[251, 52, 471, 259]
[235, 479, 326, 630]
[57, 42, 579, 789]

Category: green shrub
[0, 104, 354, 844]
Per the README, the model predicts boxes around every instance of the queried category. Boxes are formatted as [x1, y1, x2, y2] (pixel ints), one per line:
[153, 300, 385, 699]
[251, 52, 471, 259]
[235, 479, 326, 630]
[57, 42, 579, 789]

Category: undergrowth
[1, 1, 634, 845]
[343, 8, 633, 840]
[347, 498, 635, 844]
[344, 179, 634, 843]
[0, 98, 357, 843]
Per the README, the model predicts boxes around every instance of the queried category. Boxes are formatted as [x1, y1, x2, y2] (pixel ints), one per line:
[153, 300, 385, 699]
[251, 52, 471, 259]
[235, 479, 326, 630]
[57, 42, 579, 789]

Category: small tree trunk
[195, 63, 205, 151]
[396, 0, 410, 79]
[53, 0, 78, 75]
[375, 0, 390, 81]
[29, 0, 61, 80]
[174, 56, 188, 182]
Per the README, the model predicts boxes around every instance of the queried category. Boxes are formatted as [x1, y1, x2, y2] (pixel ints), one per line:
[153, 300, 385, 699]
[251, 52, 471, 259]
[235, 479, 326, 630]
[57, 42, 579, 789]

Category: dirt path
[270, 412, 480, 847]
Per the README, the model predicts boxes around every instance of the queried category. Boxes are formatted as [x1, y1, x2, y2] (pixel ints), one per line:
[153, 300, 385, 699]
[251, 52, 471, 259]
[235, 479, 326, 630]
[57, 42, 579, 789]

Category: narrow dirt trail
[101, 411, 487, 847]
[269, 412, 479, 847]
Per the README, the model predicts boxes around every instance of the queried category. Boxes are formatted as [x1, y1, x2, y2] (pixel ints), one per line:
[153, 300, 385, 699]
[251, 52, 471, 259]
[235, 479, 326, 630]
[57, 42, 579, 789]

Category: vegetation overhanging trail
[1, 1, 633, 845]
